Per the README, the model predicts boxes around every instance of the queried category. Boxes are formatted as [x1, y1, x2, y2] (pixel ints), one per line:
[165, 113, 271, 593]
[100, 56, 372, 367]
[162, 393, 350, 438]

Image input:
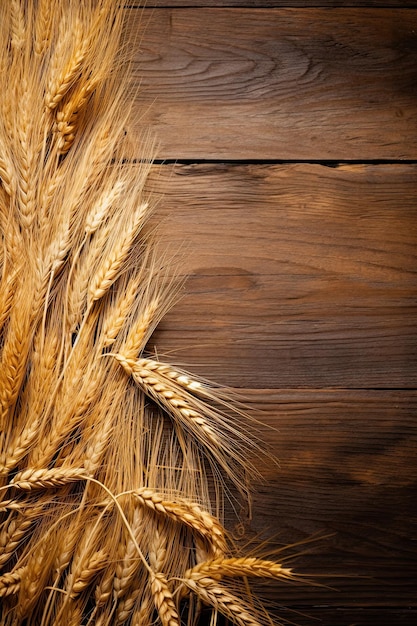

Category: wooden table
[129, 2, 417, 624]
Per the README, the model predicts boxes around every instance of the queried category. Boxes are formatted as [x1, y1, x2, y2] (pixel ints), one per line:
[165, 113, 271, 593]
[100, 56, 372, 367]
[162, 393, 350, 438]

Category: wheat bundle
[0, 1, 295, 624]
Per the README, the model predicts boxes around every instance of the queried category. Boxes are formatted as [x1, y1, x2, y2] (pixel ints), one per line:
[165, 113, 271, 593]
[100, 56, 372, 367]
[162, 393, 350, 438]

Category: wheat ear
[0, 507, 47, 569]
[34, 0, 53, 55]
[17, 534, 54, 619]
[88, 202, 149, 304]
[101, 275, 144, 349]
[11, 467, 86, 490]
[114, 355, 220, 448]
[185, 557, 294, 582]
[183, 578, 263, 626]
[56, 605, 83, 626]
[95, 565, 116, 608]
[0, 270, 18, 332]
[0, 566, 25, 597]
[133, 488, 227, 557]
[10, 0, 25, 52]
[45, 20, 88, 111]
[69, 548, 108, 598]
[130, 593, 154, 626]
[117, 297, 161, 359]
[151, 571, 180, 626]
[115, 588, 142, 625]
[113, 507, 144, 602]
[0, 333, 59, 475]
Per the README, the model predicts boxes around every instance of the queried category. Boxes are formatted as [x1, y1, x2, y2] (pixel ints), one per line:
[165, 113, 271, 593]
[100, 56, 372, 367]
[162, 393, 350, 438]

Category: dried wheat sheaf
[0, 1, 296, 624]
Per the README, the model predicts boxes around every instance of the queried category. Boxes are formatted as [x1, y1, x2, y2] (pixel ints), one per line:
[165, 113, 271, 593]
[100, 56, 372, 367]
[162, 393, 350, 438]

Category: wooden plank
[128, 8, 417, 159]
[133, 2, 417, 6]
[225, 389, 417, 610]
[145, 163, 417, 388]
[205, 608, 417, 626]
[274, 608, 417, 626]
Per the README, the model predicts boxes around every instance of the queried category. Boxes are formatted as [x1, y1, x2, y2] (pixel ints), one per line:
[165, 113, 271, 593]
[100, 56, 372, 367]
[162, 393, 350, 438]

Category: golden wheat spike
[0, 565, 24, 598]
[184, 556, 294, 584]
[182, 578, 264, 626]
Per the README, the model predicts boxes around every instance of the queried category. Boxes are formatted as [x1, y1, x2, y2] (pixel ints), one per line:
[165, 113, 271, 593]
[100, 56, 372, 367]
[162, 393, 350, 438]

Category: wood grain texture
[205, 609, 417, 626]
[271, 608, 417, 626]
[225, 389, 417, 615]
[146, 163, 417, 388]
[128, 8, 417, 159]
[132, 1, 417, 8]
[127, 5, 417, 624]
[129, 0, 417, 9]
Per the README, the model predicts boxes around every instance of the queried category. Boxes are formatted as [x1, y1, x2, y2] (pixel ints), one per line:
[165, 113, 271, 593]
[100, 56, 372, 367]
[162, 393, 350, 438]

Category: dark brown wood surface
[129, 8, 417, 159]
[131, 2, 417, 624]
[132, 2, 417, 7]
[244, 390, 417, 614]
[148, 163, 417, 389]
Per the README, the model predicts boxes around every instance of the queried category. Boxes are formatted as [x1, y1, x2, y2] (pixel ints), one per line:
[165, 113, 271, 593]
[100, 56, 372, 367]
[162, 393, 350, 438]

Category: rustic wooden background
[130, 2, 417, 624]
